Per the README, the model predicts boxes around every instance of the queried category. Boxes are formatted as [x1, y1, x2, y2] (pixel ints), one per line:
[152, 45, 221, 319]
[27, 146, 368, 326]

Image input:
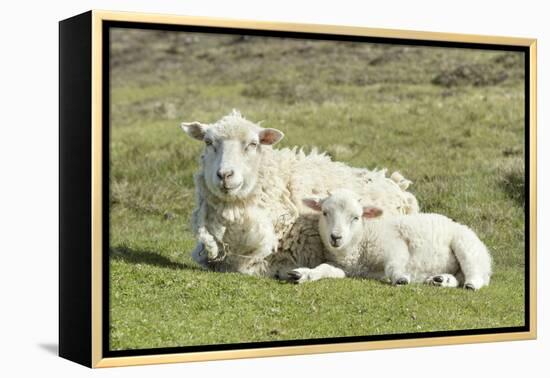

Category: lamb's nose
[330, 234, 342, 243]
[217, 169, 234, 180]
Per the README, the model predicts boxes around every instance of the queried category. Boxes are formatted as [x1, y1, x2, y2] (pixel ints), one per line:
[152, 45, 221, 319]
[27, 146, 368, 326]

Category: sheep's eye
[352, 216, 360, 222]
[246, 142, 258, 150]
[204, 140, 216, 152]
[322, 211, 328, 217]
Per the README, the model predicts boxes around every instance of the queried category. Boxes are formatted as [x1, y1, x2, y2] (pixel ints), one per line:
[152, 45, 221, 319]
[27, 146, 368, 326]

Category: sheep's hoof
[395, 277, 410, 285]
[464, 283, 477, 291]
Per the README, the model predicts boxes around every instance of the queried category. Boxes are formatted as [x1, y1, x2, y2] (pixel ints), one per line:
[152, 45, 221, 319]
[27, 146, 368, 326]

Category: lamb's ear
[302, 198, 322, 212]
[259, 128, 284, 145]
[181, 122, 209, 141]
[363, 206, 383, 219]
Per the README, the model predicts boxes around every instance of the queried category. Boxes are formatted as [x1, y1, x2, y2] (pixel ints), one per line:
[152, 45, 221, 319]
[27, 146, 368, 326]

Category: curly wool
[316, 191, 492, 289]
[188, 112, 419, 277]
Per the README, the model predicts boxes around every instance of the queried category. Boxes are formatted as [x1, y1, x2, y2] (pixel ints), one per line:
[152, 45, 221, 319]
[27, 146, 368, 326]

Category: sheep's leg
[191, 226, 227, 267]
[192, 194, 225, 261]
[236, 216, 278, 276]
[425, 274, 460, 288]
[450, 227, 492, 290]
[240, 258, 269, 276]
[250, 217, 278, 262]
[196, 226, 220, 259]
[253, 233, 277, 262]
[384, 240, 411, 285]
[287, 263, 346, 284]
[190, 196, 219, 265]
[195, 207, 226, 261]
[234, 240, 275, 277]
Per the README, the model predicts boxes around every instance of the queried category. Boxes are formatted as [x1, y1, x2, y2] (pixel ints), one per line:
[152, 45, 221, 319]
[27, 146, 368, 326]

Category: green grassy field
[109, 28, 526, 350]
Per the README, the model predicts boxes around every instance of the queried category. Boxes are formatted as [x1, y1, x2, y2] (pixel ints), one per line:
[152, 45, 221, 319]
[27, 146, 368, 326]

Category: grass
[108, 28, 526, 350]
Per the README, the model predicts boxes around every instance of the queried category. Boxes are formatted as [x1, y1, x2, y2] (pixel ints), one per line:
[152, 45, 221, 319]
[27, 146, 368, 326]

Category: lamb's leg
[287, 263, 346, 284]
[384, 240, 411, 285]
[450, 226, 492, 290]
[425, 274, 460, 288]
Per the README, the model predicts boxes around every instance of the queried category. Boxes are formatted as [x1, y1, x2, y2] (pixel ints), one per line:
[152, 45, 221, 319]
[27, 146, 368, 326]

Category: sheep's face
[181, 111, 284, 201]
[303, 189, 383, 253]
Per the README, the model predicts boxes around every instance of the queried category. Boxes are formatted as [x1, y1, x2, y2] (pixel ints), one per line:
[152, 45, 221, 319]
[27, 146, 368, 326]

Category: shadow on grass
[110, 246, 201, 271]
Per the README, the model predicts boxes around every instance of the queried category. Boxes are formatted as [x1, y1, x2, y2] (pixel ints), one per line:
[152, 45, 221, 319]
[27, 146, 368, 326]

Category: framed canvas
[59, 10, 537, 368]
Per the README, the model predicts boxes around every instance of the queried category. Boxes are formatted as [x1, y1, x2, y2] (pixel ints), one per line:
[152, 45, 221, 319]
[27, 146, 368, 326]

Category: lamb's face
[319, 192, 364, 252]
[181, 111, 284, 201]
[303, 189, 383, 254]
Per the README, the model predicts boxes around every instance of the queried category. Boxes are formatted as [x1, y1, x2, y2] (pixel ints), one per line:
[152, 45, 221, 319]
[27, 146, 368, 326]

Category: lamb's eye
[352, 216, 360, 222]
[322, 211, 328, 217]
[246, 142, 258, 150]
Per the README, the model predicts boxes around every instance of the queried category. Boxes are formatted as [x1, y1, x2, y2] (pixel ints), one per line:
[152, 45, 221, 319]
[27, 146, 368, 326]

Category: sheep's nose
[217, 169, 234, 180]
[330, 234, 342, 243]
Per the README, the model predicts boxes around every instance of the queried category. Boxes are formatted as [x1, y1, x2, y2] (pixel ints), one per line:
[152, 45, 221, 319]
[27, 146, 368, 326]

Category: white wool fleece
[182, 111, 419, 277]
[297, 189, 492, 290]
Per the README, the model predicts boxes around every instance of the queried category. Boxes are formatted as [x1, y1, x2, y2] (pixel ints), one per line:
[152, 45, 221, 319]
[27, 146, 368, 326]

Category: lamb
[296, 189, 492, 290]
[180, 110, 419, 277]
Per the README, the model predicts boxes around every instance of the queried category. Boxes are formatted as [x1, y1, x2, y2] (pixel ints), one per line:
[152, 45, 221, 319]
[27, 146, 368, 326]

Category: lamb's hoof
[464, 283, 477, 291]
[287, 270, 302, 283]
[395, 277, 409, 285]
[425, 275, 445, 285]
[426, 274, 459, 288]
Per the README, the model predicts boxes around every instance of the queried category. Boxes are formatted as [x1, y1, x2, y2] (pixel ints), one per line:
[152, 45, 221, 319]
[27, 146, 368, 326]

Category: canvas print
[108, 26, 526, 352]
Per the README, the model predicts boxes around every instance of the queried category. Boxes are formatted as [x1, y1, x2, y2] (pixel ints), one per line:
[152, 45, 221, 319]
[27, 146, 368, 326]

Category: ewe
[181, 110, 419, 277]
[296, 189, 492, 290]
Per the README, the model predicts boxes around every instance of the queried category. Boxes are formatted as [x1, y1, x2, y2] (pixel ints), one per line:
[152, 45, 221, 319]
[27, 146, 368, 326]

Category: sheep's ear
[259, 128, 284, 145]
[363, 206, 383, 219]
[302, 198, 322, 212]
[181, 122, 209, 141]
